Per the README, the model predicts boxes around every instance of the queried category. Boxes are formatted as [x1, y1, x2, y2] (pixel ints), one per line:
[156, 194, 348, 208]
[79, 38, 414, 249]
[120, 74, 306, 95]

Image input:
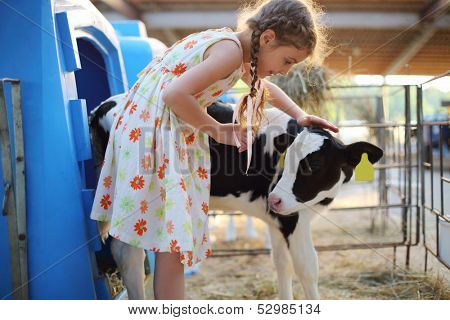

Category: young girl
[91, 0, 338, 299]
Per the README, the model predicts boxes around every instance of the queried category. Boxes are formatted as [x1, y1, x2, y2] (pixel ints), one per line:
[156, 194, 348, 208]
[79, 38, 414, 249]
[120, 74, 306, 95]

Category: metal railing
[211, 83, 446, 272]
[418, 71, 450, 271]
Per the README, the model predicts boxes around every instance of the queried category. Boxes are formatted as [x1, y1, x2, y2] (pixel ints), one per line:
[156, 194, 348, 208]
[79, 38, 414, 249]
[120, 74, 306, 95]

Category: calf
[89, 95, 383, 300]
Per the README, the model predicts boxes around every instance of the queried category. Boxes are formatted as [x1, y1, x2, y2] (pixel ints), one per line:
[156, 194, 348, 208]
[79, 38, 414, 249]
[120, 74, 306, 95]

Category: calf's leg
[288, 212, 320, 300]
[269, 225, 294, 299]
[111, 238, 146, 300]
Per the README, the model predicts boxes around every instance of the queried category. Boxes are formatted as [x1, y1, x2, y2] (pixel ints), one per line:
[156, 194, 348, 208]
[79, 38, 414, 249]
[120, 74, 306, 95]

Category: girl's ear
[260, 29, 276, 47]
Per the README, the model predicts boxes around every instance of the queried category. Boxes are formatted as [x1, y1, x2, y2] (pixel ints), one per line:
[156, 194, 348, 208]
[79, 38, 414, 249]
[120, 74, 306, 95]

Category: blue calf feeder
[0, 0, 165, 299]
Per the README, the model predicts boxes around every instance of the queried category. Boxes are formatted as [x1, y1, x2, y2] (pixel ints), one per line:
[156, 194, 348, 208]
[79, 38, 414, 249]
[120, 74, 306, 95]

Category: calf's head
[268, 127, 383, 215]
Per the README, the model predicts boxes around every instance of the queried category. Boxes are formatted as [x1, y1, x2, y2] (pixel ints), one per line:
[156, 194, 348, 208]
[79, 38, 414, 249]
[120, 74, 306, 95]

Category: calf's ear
[344, 142, 383, 167]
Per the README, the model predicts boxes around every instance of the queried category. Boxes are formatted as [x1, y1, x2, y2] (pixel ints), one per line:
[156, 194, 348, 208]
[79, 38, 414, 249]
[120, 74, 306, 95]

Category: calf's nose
[268, 193, 283, 211]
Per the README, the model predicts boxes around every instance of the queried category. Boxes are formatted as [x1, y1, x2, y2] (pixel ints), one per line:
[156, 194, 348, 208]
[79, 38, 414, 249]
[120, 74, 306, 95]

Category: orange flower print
[202, 233, 207, 245]
[130, 175, 145, 190]
[185, 195, 193, 213]
[134, 219, 147, 236]
[154, 117, 160, 128]
[151, 247, 160, 252]
[201, 202, 209, 215]
[180, 178, 186, 192]
[212, 89, 224, 97]
[129, 104, 137, 115]
[193, 237, 197, 247]
[139, 109, 150, 122]
[201, 35, 212, 40]
[205, 249, 212, 258]
[161, 66, 170, 74]
[124, 99, 132, 111]
[157, 163, 167, 180]
[129, 128, 141, 142]
[132, 81, 140, 92]
[160, 82, 167, 90]
[186, 251, 193, 267]
[170, 240, 180, 253]
[103, 176, 112, 189]
[141, 153, 152, 171]
[160, 187, 166, 202]
[177, 146, 185, 161]
[197, 167, 208, 179]
[115, 115, 123, 130]
[166, 220, 174, 234]
[184, 40, 197, 50]
[122, 123, 128, 133]
[185, 132, 195, 145]
[100, 194, 112, 210]
[140, 200, 148, 214]
[181, 128, 190, 136]
[172, 63, 187, 77]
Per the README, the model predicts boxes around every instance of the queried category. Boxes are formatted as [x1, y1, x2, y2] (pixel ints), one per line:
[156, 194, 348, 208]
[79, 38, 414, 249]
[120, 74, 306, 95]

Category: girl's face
[257, 29, 310, 78]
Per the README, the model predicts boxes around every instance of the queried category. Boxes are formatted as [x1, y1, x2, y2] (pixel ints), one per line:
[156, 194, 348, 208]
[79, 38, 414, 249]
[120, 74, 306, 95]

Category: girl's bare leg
[153, 252, 185, 299]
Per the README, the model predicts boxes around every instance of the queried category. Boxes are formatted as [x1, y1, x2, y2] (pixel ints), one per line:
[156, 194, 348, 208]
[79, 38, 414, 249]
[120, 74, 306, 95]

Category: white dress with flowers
[90, 27, 244, 267]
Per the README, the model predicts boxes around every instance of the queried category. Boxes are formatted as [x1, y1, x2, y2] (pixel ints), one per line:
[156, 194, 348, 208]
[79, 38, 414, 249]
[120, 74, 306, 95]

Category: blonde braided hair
[236, 0, 328, 133]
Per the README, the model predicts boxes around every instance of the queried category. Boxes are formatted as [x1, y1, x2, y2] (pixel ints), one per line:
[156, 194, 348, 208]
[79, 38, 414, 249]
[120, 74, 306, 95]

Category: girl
[91, 0, 338, 300]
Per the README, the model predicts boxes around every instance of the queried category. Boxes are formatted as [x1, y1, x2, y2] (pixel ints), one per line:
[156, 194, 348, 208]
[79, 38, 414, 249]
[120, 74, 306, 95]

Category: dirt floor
[109, 218, 449, 300]
[183, 246, 449, 300]
[134, 213, 449, 300]
[109, 176, 450, 300]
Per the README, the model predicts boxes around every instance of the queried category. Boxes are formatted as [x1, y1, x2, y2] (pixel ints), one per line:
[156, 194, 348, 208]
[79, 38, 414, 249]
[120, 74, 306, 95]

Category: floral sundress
[90, 27, 244, 266]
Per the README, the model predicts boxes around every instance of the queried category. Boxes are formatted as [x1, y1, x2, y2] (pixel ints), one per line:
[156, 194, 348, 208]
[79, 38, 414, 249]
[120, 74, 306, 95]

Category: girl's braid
[249, 29, 262, 97]
[237, 0, 323, 133]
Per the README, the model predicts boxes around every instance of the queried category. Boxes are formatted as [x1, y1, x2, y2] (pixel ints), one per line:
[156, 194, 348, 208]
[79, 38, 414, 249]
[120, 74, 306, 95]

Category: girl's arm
[162, 39, 246, 143]
[261, 78, 306, 120]
[241, 65, 339, 133]
[263, 79, 338, 132]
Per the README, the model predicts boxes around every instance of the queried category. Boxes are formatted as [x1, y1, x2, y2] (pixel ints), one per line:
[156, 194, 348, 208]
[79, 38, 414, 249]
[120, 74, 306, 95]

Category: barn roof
[92, 0, 450, 75]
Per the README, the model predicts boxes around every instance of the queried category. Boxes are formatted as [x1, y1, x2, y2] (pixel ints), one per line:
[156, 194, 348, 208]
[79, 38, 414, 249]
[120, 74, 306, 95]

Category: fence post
[404, 85, 412, 269]
[0, 79, 28, 299]
[375, 95, 388, 233]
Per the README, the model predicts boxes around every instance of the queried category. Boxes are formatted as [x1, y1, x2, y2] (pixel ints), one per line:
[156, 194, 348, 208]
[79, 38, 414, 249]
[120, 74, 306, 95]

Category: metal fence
[418, 72, 450, 271]
[211, 80, 449, 272]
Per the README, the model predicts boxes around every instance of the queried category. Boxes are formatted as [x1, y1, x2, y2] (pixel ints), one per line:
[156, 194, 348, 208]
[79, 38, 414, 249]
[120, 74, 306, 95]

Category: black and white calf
[89, 95, 383, 300]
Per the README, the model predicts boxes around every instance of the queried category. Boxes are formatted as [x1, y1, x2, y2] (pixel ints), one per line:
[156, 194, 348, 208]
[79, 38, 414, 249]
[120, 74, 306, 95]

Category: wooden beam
[384, 0, 449, 74]
[384, 25, 437, 74]
[139, 11, 435, 29]
[100, 0, 141, 20]
[421, 0, 450, 22]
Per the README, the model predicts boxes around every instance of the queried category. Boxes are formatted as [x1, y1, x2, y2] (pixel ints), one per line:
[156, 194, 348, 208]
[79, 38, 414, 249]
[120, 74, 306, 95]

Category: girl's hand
[297, 114, 339, 133]
[212, 123, 250, 152]
[97, 221, 110, 244]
